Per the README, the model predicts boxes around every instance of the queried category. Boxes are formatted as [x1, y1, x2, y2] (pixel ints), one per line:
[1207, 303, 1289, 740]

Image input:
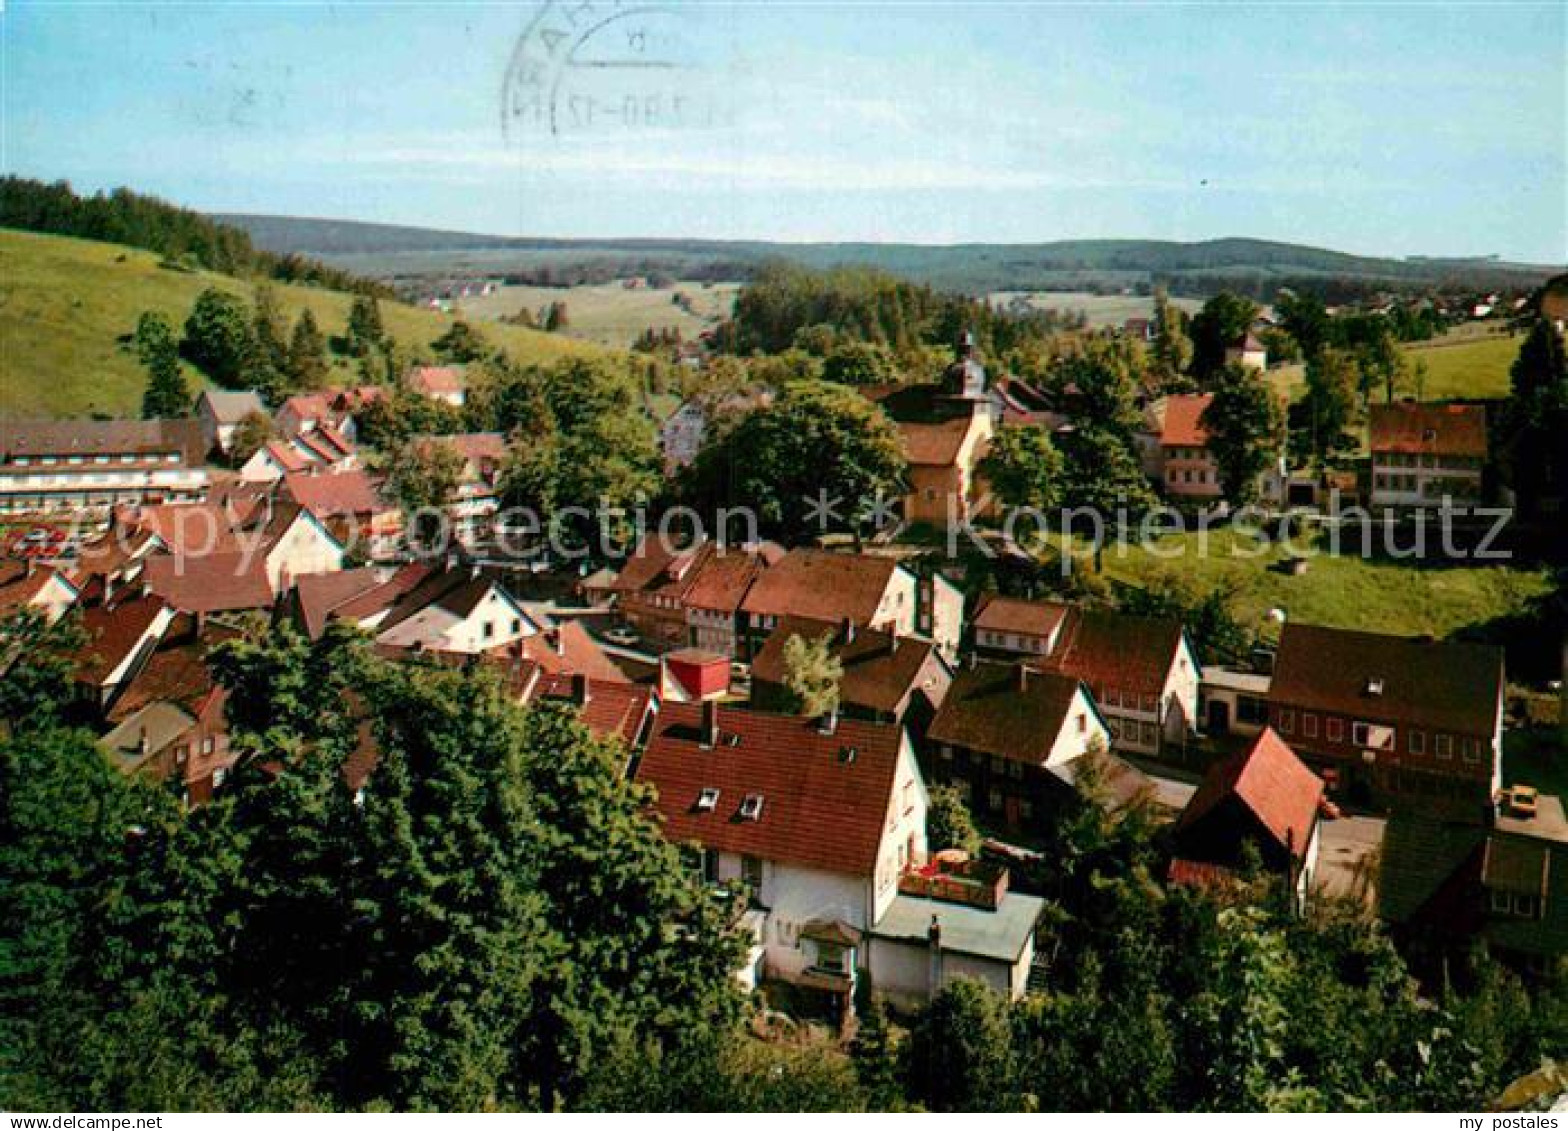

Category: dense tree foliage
[0, 622, 747, 1111]
[0, 176, 391, 297]
[1501, 320, 1568, 517]
[924, 784, 982, 856]
[135, 312, 191, 418]
[1295, 347, 1362, 469]
[181, 288, 254, 388]
[979, 425, 1064, 511]
[779, 632, 843, 718]
[679, 380, 907, 543]
[1189, 292, 1260, 383]
[1201, 365, 1285, 506]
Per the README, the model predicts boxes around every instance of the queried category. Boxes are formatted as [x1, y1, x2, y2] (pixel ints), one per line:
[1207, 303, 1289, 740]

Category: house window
[1077, 713, 1087, 734]
[700, 848, 720, 883]
[988, 787, 1003, 813]
[212, 768, 228, 789]
[201, 736, 215, 755]
[813, 941, 849, 975]
[1142, 721, 1158, 746]
[1512, 894, 1537, 918]
[482, 621, 495, 640]
[741, 855, 763, 890]
[1463, 738, 1482, 764]
[1435, 734, 1453, 760]
[1008, 761, 1023, 780]
[1326, 717, 1343, 742]
[1409, 730, 1425, 755]
[1352, 722, 1370, 746]
[1303, 713, 1318, 738]
[1279, 709, 1294, 735]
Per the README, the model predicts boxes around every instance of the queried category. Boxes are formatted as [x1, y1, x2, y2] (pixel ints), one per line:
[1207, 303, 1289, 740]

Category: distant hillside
[0, 228, 609, 419]
[219, 214, 1562, 300]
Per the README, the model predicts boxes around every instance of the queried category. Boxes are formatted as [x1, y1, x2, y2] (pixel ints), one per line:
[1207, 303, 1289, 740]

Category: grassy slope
[0, 227, 609, 419]
[1058, 529, 1554, 641]
[453, 280, 740, 349]
[1268, 322, 1522, 406]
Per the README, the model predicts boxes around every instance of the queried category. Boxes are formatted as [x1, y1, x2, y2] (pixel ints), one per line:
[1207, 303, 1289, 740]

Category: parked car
[603, 624, 639, 646]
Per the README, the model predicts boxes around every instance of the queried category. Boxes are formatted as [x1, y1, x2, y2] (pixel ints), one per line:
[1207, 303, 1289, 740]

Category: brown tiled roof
[0, 418, 206, 464]
[636, 702, 905, 876]
[739, 550, 902, 624]
[1176, 727, 1323, 860]
[1038, 608, 1188, 698]
[197, 389, 266, 424]
[77, 595, 168, 684]
[143, 552, 277, 613]
[524, 672, 656, 745]
[329, 562, 435, 623]
[281, 470, 385, 518]
[106, 621, 239, 722]
[292, 567, 385, 639]
[681, 544, 777, 613]
[972, 595, 1070, 639]
[372, 567, 520, 635]
[1369, 403, 1487, 459]
[1271, 622, 1503, 737]
[608, 537, 709, 599]
[900, 417, 975, 466]
[510, 620, 631, 683]
[0, 560, 75, 612]
[928, 661, 1086, 764]
[408, 366, 465, 395]
[751, 616, 941, 716]
[1159, 394, 1214, 448]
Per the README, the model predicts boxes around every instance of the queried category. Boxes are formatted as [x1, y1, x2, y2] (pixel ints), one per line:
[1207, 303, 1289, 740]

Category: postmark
[500, 1, 719, 140]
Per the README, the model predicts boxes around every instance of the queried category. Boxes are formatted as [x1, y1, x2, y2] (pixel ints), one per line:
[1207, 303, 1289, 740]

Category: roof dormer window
[739, 794, 764, 821]
[696, 788, 720, 813]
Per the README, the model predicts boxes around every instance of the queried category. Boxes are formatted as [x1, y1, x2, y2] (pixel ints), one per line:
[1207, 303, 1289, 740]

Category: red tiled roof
[751, 616, 941, 716]
[972, 595, 1070, 639]
[1369, 403, 1487, 459]
[106, 621, 239, 722]
[1176, 727, 1323, 860]
[511, 620, 630, 683]
[1038, 608, 1187, 698]
[142, 552, 277, 613]
[524, 671, 656, 745]
[1160, 394, 1214, 448]
[281, 470, 385, 518]
[636, 702, 905, 876]
[610, 537, 711, 600]
[739, 550, 902, 625]
[928, 661, 1087, 764]
[1271, 622, 1504, 738]
[262, 440, 312, 474]
[280, 393, 334, 423]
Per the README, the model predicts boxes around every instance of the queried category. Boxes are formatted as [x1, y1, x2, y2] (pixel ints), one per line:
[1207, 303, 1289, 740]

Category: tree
[1200, 365, 1283, 505]
[1297, 347, 1361, 469]
[681, 380, 907, 542]
[1274, 290, 1331, 362]
[385, 438, 464, 551]
[1355, 325, 1409, 405]
[979, 425, 1063, 511]
[0, 607, 86, 729]
[925, 784, 982, 855]
[346, 295, 385, 356]
[228, 410, 273, 466]
[250, 284, 289, 376]
[432, 319, 490, 364]
[1502, 321, 1568, 515]
[821, 340, 897, 386]
[905, 979, 1016, 1112]
[1055, 423, 1156, 514]
[135, 312, 190, 418]
[780, 633, 842, 718]
[849, 990, 903, 1110]
[181, 288, 253, 386]
[1150, 288, 1193, 383]
[543, 301, 570, 332]
[1189, 292, 1259, 383]
[286, 309, 328, 388]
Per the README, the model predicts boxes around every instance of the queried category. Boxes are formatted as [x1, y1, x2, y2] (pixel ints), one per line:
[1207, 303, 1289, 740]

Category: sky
[2, 1, 1564, 261]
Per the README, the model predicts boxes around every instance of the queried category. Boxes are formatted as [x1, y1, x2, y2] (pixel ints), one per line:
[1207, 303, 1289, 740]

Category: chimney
[548, 628, 565, 656]
[701, 700, 721, 749]
[571, 672, 590, 706]
[138, 727, 149, 758]
[927, 914, 944, 998]
[1016, 665, 1029, 692]
[840, 617, 856, 645]
[817, 710, 838, 736]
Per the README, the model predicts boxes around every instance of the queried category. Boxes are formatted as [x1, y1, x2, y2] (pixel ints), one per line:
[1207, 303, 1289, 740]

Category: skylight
[738, 794, 764, 821]
[696, 788, 720, 812]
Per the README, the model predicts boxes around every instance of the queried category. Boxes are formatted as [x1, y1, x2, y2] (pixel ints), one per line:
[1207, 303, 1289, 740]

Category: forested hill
[218, 213, 1561, 300]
